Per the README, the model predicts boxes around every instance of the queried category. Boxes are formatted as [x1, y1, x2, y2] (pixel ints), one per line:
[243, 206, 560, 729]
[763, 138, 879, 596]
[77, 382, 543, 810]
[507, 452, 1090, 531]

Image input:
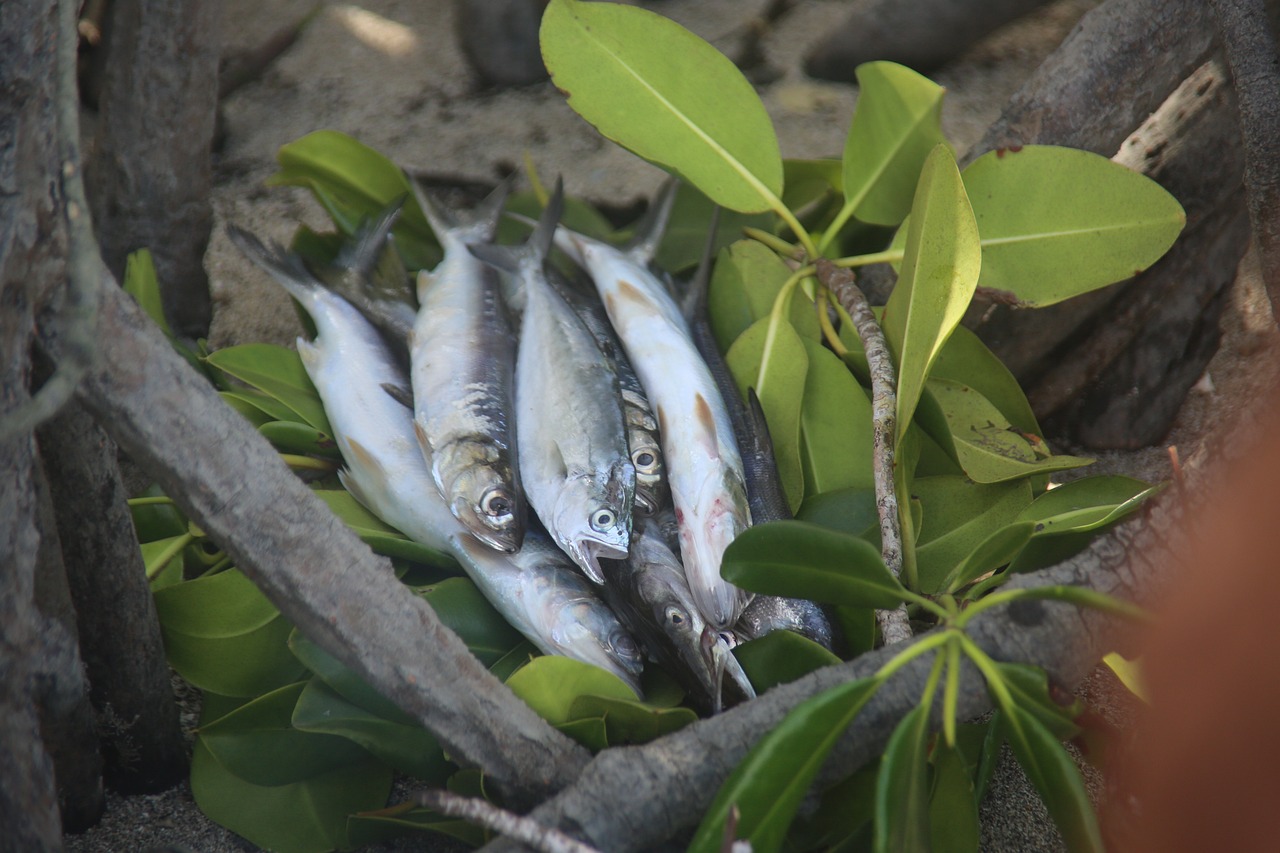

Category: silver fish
[552, 182, 752, 629]
[471, 183, 636, 585]
[410, 177, 524, 553]
[600, 515, 755, 713]
[227, 224, 644, 690]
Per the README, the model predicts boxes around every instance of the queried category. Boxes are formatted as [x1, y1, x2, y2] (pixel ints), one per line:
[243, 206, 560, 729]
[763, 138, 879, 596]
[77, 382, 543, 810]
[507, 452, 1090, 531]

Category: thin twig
[415, 790, 601, 853]
[1208, 0, 1280, 324]
[818, 260, 912, 645]
[0, 0, 100, 444]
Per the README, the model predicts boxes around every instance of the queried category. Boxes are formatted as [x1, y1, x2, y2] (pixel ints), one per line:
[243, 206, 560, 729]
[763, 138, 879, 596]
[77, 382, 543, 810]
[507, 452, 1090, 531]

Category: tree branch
[819, 260, 911, 646]
[35, 273, 591, 809]
[1208, 0, 1280, 324]
[416, 790, 602, 853]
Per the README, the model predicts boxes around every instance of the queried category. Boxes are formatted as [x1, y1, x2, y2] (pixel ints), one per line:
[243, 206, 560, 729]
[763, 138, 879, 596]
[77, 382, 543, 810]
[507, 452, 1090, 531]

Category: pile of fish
[229, 176, 833, 713]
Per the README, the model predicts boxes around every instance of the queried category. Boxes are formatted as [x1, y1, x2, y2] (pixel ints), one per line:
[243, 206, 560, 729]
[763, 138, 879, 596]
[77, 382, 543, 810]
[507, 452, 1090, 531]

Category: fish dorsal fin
[624, 177, 680, 264]
[744, 387, 790, 523]
[679, 205, 722, 323]
[411, 173, 516, 244]
[380, 382, 413, 410]
[336, 196, 404, 276]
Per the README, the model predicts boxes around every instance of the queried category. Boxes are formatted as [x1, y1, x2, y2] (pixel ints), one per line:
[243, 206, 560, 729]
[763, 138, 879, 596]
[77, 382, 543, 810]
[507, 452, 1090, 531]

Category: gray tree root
[36, 272, 592, 809]
[87, 0, 221, 339]
[804, 0, 1054, 80]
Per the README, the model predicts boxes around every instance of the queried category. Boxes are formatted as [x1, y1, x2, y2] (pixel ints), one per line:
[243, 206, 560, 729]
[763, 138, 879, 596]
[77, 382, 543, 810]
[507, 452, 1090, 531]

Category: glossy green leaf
[941, 520, 1036, 594]
[882, 144, 981, 445]
[928, 378, 1092, 483]
[123, 249, 170, 334]
[930, 324, 1040, 436]
[958, 145, 1185, 306]
[913, 476, 1032, 594]
[557, 717, 611, 751]
[487, 641, 539, 683]
[154, 569, 306, 697]
[799, 338, 875, 497]
[727, 315, 810, 511]
[293, 679, 450, 782]
[313, 490, 457, 568]
[928, 740, 980, 853]
[269, 130, 440, 270]
[258, 420, 342, 459]
[840, 62, 947, 228]
[954, 717, 1003, 802]
[569, 694, 697, 745]
[191, 736, 390, 853]
[141, 533, 193, 588]
[288, 630, 416, 726]
[1016, 476, 1158, 530]
[790, 763, 879, 851]
[219, 391, 279, 427]
[346, 806, 485, 849]
[734, 630, 842, 693]
[199, 681, 372, 786]
[995, 662, 1081, 742]
[415, 578, 526, 666]
[722, 520, 904, 608]
[130, 489, 188, 542]
[540, 0, 784, 213]
[783, 158, 843, 221]
[204, 344, 332, 434]
[652, 182, 774, 273]
[1004, 703, 1103, 853]
[1006, 483, 1159, 575]
[874, 703, 932, 853]
[689, 676, 882, 853]
[709, 239, 819, 355]
[505, 656, 639, 725]
[796, 486, 880, 541]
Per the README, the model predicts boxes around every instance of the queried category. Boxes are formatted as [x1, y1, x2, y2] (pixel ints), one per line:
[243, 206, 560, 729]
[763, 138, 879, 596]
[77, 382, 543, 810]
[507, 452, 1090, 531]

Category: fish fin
[744, 388, 790, 524]
[467, 241, 523, 275]
[409, 173, 458, 239]
[531, 177, 566, 263]
[469, 178, 564, 274]
[336, 196, 404, 276]
[471, 173, 517, 238]
[624, 176, 680, 264]
[412, 173, 515, 244]
[296, 337, 320, 371]
[381, 382, 413, 410]
[679, 205, 722, 323]
[692, 393, 722, 461]
[226, 224, 320, 307]
[336, 468, 372, 513]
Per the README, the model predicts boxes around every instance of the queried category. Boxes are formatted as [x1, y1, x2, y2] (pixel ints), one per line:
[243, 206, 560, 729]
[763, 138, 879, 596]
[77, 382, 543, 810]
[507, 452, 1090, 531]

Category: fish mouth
[633, 486, 660, 517]
[701, 627, 756, 713]
[567, 536, 629, 585]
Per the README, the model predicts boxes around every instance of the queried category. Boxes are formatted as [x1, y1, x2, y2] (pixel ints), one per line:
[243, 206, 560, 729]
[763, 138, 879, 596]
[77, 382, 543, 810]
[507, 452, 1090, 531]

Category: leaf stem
[755, 266, 815, 398]
[955, 585, 1152, 629]
[743, 226, 802, 259]
[771, 203, 819, 260]
[146, 532, 196, 580]
[816, 181, 875, 256]
[127, 495, 175, 507]
[835, 248, 905, 269]
[279, 453, 339, 472]
[942, 638, 961, 748]
[956, 634, 1017, 719]
[875, 630, 950, 682]
[816, 290, 848, 356]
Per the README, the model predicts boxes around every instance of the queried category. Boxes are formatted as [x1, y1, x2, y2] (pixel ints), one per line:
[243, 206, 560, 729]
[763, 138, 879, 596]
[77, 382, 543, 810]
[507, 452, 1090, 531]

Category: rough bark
[804, 0, 1054, 80]
[32, 464, 106, 833]
[37, 401, 187, 793]
[87, 0, 220, 339]
[1210, 0, 1280, 322]
[35, 274, 591, 809]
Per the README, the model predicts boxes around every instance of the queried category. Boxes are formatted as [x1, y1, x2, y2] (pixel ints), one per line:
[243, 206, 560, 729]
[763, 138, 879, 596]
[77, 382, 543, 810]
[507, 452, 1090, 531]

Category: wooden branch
[819, 260, 911, 646]
[804, 0, 1053, 80]
[1209, 0, 1280, 324]
[35, 272, 591, 809]
[37, 398, 187, 792]
[87, 0, 220, 339]
[416, 790, 602, 853]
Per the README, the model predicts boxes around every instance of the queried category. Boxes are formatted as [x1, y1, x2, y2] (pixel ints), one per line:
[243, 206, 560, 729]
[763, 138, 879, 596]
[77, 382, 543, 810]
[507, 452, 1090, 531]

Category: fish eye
[664, 606, 687, 627]
[632, 449, 658, 473]
[613, 631, 640, 660]
[718, 631, 738, 650]
[481, 489, 513, 519]
[590, 508, 617, 531]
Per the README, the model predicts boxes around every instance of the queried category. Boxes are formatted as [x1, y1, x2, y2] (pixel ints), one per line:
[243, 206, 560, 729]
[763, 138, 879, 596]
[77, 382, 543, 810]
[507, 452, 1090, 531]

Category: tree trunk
[87, 0, 221, 340]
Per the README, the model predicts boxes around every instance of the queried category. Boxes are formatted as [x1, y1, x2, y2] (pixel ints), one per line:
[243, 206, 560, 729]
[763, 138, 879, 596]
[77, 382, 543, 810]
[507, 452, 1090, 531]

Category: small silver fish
[227, 224, 644, 690]
[411, 177, 525, 553]
[471, 182, 635, 584]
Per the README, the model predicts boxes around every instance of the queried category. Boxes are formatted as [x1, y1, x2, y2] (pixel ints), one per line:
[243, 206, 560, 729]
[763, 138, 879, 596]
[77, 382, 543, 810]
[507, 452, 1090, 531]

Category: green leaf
[874, 703, 932, 853]
[709, 239, 819, 355]
[415, 578, 527, 666]
[130, 488, 188, 542]
[288, 629, 417, 726]
[928, 740, 980, 853]
[789, 763, 879, 851]
[652, 183, 774, 274]
[1102, 652, 1146, 702]
[722, 520, 904, 608]
[258, 420, 343, 459]
[569, 694, 697, 745]
[930, 324, 1040, 436]
[1006, 481, 1159, 575]
[504, 656, 638, 725]
[1016, 476, 1157, 530]
[141, 533, 194, 589]
[726, 315, 810, 511]
[556, 717, 610, 751]
[123, 249, 171, 334]
[219, 390, 283, 427]
[198, 681, 372, 786]
[346, 806, 485, 849]
[312, 489, 458, 568]
[292, 678, 451, 783]
[688, 677, 882, 853]
[734, 630, 842, 692]
[783, 158, 844, 222]
[204, 343, 332, 434]
[269, 130, 440, 270]
[1004, 704, 1103, 853]
[957, 145, 1185, 306]
[928, 378, 1092, 483]
[994, 662, 1081, 742]
[799, 338, 875, 497]
[540, 0, 784, 213]
[500, 190, 618, 246]
[941, 520, 1036, 594]
[796, 486, 880, 541]
[840, 62, 948, 228]
[154, 569, 306, 697]
[913, 476, 1032, 594]
[882, 144, 981, 445]
[191, 736, 390, 853]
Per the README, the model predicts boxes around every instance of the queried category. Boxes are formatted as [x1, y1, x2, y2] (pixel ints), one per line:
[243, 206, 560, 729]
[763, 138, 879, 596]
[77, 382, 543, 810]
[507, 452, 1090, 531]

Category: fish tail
[411, 172, 515, 244]
[226, 224, 322, 310]
[624, 176, 680, 263]
[337, 196, 404, 277]
[468, 177, 564, 275]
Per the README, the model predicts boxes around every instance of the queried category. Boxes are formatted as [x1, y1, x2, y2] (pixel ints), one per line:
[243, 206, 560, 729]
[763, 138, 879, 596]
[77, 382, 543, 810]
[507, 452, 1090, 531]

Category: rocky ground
[65, 0, 1280, 850]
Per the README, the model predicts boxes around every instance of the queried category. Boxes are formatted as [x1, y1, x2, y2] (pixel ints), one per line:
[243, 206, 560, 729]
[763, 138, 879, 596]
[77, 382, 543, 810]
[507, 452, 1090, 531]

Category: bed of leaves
[128, 1, 1183, 850]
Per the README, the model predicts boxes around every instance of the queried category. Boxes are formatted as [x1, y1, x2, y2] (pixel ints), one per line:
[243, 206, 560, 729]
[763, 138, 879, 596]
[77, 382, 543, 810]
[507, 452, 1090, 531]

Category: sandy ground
[66, 0, 1280, 850]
